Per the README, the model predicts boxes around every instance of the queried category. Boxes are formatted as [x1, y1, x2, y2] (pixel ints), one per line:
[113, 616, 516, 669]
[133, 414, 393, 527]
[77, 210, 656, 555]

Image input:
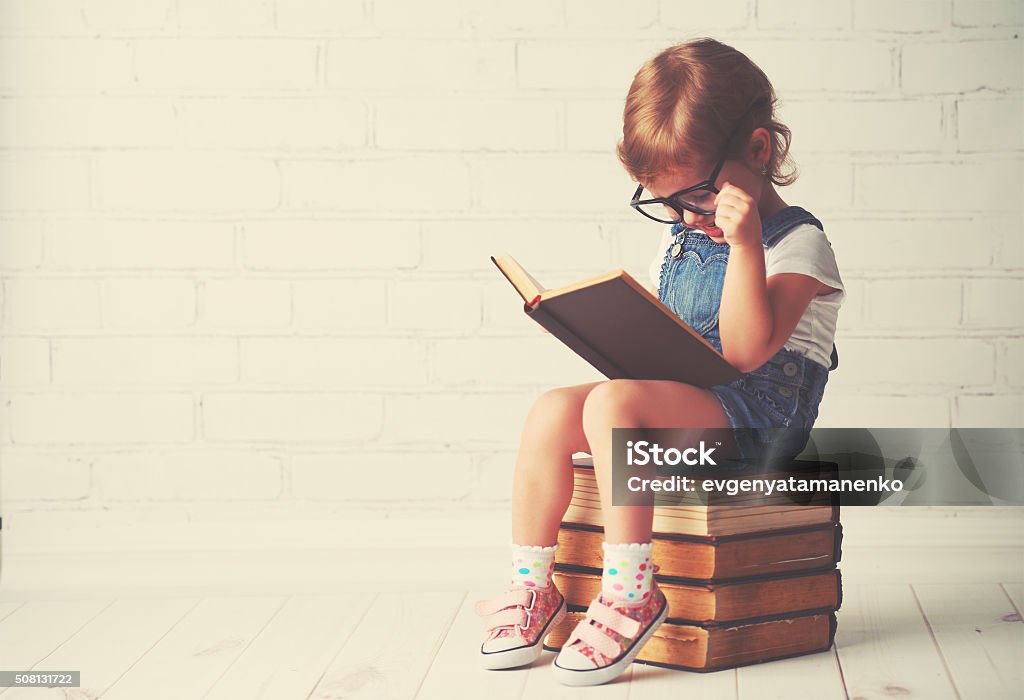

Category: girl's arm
[719, 247, 825, 372]
[712, 183, 830, 373]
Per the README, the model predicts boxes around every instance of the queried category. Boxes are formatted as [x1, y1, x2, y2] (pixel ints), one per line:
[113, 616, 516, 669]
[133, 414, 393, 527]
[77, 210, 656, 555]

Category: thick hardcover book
[556, 520, 843, 581]
[552, 566, 843, 624]
[545, 608, 838, 672]
[490, 253, 741, 388]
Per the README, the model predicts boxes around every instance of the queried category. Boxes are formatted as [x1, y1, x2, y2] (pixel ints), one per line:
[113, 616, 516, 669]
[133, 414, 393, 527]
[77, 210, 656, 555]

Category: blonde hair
[616, 38, 797, 187]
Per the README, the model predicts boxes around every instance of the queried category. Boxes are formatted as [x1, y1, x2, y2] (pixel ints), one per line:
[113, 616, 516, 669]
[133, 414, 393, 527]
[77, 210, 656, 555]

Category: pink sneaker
[475, 584, 567, 670]
[552, 581, 669, 686]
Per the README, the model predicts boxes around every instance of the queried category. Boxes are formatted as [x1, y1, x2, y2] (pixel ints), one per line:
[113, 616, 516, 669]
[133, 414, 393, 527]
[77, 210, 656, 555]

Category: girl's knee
[581, 379, 644, 428]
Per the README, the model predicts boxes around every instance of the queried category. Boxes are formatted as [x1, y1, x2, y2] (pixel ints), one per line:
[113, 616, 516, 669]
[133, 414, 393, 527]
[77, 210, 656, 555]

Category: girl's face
[643, 128, 774, 243]
[645, 158, 765, 243]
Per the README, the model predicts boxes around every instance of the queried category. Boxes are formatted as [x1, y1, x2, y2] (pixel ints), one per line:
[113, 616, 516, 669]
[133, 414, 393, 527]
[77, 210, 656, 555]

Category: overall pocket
[659, 247, 728, 337]
[739, 352, 807, 426]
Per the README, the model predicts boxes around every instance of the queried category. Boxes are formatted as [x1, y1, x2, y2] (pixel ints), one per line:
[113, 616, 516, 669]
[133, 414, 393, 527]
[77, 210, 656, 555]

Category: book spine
[528, 302, 631, 379]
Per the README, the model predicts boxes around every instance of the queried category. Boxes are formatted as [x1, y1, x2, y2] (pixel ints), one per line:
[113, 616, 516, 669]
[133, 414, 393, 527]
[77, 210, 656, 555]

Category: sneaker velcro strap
[567, 619, 623, 660]
[585, 600, 641, 638]
[474, 589, 533, 617]
[481, 607, 528, 632]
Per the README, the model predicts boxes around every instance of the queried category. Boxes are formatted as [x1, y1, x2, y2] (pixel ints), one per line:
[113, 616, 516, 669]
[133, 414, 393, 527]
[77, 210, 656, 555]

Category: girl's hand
[714, 182, 762, 250]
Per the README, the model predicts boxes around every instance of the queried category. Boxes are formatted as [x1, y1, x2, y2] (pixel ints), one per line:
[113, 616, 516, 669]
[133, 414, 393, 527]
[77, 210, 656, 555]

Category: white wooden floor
[0, 582, 1021, 699]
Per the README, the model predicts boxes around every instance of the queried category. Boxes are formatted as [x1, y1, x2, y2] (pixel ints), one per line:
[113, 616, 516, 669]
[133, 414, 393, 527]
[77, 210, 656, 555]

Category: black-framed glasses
[629, 97, 769, 223]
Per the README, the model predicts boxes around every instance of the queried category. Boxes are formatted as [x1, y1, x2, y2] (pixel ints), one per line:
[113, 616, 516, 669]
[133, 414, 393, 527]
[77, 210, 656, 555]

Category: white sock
[510, 542, 557, 589]
[601, 542, 654, 604]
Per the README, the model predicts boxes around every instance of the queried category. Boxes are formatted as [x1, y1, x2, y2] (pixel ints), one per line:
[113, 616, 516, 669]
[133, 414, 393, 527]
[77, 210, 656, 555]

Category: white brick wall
[0, 1, 1020, 558]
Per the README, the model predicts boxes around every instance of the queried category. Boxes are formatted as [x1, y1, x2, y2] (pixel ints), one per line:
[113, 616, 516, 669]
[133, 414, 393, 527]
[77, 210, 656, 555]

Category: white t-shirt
[647, 223, 845, 370]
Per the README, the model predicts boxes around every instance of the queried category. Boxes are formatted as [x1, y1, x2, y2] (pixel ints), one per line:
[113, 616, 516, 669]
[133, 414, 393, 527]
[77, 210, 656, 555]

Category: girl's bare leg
[511, 381, 605, 546]
[581, 379, 736, 544]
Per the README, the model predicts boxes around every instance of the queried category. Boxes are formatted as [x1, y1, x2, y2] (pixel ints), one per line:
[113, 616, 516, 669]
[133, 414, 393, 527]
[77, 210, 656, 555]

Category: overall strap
[761, 206, 839, 372]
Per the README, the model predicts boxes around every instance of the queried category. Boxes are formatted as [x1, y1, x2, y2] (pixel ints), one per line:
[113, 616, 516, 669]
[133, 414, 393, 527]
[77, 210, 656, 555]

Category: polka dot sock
[510, 542, 558, 589]
[601, 541, 654, 604]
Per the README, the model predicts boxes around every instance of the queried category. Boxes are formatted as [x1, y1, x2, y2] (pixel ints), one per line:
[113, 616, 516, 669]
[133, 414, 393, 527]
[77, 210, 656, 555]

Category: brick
[100, 278, 196, 329]
[93, 154, 280, 212]
[659, 1, 750, 29]
[290, 452, 474, 501]
[0, 39, 135, 93]
[827, 338, 994, 389]
[0, 98, 177, 149]
[733, 39, 893, 93]
[0, 452, 90, 501]
[517, 40, 660, 91]
[902, 40, 1023, 93]
[564, 0, 658, 30]
[780, 159, 854, 209]
[420, 220, 612, 272]
[0, 157, 89, 212]
[3, 279, 99, 330]
[431, 337, 603, 386]
[374, 97, 559, 151]
[599, 219, 666, 277]
[52, 337, 236, 385]
[383, 392, 535, 443]
[997, 339, 1024, 387]
[175, 98, 368, 150]
[133, 39, 318, 91]
[962, 278, 1024, 327]
[389, 279, 481, 330]
[827, 218, 998, 271]
[957, 98, 1024, 152]
[758, 0, 851, 29]
[782, 99, 943, 153]
[94, 450, 282, 500]
[242, 220, 420, 270]
[0, 1, 87, 33]
[955, 394, 1023, 427]
[953, 0, 1024, 26]
[202, 392, 382, 442]
[177, 0, 275, 32]
[10, 393, 194, 444]
[0, 337, 51, 385]
[82, 0, 176, 31]
[565, 98, 625, 153]
[279, 157, 470, 212]
[854, 0, 945, 31]
[241, 338, 427, 386]
[371, 0, 476, 33]
[199, 279, 291, 330]
[470, 2, 564, 33]
[326, 39, 515, 91]
[471, 451, 516, 502]
[48, 220, 235, 270]
[854, 160, 1022, 213]
[0, 221, 46, 269]
[275, 0, 368, 34]
[815, 392, 950, 427]
[863, 278, 961, 329]
[293, 279, 389, 330]
[483, 278, 541, 331]
[473, 154, 633, 213]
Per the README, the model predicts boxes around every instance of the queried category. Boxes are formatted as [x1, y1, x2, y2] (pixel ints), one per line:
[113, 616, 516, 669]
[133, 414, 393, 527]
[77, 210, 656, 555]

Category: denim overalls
[657, 206, 838, 464]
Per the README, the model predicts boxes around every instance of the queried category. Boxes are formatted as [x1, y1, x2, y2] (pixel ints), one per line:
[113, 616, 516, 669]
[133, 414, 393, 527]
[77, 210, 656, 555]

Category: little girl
[475, 38, 844, 686]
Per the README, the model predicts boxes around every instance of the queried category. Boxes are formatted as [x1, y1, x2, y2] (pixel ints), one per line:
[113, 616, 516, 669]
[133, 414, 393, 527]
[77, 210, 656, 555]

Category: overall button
[782, 362, 798, 377]
[778, 386, 794, 398]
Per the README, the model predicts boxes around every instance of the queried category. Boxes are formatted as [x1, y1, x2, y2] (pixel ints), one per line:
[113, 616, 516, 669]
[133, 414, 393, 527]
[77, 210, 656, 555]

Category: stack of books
[543, 456, 843, 672]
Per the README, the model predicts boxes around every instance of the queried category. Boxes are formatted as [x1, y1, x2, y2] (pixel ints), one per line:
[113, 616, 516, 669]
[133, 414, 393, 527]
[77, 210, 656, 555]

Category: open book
[491, 253, 741, 388]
